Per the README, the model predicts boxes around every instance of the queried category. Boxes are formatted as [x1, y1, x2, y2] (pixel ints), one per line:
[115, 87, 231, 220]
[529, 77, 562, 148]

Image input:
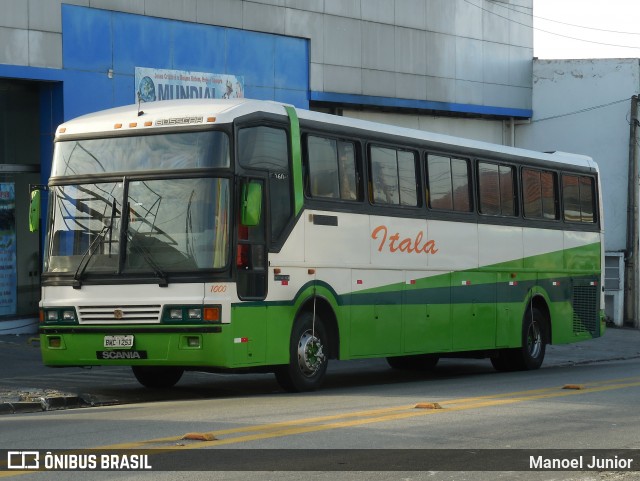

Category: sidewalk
[0, 326, 639, 414]
[545, 325, 640, 366]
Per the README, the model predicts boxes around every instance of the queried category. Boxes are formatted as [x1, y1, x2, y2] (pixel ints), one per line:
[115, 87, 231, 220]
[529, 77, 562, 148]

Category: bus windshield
[51, 131, 230, 176]
[44, 177, 230, 278]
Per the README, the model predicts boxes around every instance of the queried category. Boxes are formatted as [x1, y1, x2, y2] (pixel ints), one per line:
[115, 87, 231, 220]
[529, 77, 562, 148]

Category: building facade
[517, 58, 640, 327]
[0, 0, 533, 332]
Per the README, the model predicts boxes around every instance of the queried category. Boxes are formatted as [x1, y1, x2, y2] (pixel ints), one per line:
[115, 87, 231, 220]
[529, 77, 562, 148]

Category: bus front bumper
[39, 326, 233, 368]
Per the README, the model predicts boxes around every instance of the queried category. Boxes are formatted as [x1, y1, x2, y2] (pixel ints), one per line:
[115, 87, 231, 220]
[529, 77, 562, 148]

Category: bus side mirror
[29, 189, 41, 233]
[241, 182, 262, 227]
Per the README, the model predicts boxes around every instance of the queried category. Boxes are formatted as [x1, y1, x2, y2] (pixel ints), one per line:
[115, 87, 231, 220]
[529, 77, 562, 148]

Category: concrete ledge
[0, 390, 82, 415]
[10, 401, 45, 414]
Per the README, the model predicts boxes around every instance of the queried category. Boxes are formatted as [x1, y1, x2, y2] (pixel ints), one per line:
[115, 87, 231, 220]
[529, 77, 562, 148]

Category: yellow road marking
[105, 376, 640, 450]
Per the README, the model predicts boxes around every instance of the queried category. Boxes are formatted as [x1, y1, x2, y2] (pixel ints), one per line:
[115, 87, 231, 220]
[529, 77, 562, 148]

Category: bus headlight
[42, 308, 78, 323]
[162, 305, 221, 324]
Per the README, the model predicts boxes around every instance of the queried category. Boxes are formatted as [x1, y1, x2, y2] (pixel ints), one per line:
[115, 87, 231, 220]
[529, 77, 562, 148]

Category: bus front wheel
[275, 312, 329, 392]
[132, 366, 184, 389]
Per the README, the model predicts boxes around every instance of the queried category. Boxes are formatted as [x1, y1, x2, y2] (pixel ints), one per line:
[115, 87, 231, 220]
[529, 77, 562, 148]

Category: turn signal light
[204, 307, 220, 322]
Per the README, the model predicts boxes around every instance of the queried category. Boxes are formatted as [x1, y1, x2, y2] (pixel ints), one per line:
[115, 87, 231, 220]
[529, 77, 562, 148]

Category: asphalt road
[0, 359, 638, 480]
[1, 326, 639, 410]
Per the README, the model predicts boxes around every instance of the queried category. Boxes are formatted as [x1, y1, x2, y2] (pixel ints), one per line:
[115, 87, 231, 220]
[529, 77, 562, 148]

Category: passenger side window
[478, 162, 516, 216]
[369, 146, 418, 206]
[306, 136, 359, 201]
[562, 174, 595, 223]
[522, 168, 557, 220]
[426, 155, 471, 212]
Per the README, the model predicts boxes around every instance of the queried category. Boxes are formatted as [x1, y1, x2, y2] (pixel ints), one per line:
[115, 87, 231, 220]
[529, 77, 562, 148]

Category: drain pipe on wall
[625, 95, 640, 328]
[506, 117, 531, 147]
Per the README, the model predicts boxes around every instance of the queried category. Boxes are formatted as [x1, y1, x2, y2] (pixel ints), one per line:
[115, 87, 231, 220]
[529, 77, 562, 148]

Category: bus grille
[78, 305, 162, 324]
[572, 285, 598, 335]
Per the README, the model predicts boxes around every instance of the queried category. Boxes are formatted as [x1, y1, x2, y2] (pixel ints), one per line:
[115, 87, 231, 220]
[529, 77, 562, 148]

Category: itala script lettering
[371, 225, 438, 255]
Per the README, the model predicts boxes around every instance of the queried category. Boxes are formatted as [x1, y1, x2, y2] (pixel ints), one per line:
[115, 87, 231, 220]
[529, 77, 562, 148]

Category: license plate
[104, 335, 134, 349]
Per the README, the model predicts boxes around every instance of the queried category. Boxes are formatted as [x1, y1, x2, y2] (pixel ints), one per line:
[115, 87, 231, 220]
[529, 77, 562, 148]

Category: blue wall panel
[112, 14, 174, 73]
[171, 22, 227, 73]
[226, 29, 275, 89]
[275, 88, 308, 107]
[114, 75, 136, 106]
[62, 70, 114, 120]
[62, 6, 112, 72]
[62, 6, 309, 120]
[275, 37, 308, 90]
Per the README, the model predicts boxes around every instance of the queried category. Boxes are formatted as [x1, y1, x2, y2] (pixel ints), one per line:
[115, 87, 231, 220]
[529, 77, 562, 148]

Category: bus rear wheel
[275, 312, 329, 392]
[491, 306, 547, 372]
[132, 366, 184, 389]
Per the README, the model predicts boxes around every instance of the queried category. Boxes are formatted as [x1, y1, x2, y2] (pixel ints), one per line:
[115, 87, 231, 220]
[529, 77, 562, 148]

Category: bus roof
[56, 98, 597, 171]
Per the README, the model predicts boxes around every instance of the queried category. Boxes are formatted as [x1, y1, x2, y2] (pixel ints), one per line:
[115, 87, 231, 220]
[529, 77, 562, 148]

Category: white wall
[516, 59, 640, 252]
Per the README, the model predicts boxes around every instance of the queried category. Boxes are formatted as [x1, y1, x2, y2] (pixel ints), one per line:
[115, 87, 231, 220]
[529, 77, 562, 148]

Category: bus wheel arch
[296, 296, 339, 360]
[275, 310, 330, 392]
[519, 303, 548, 370]
[529, 294, 552, 345]
[491, 295, 550, 372]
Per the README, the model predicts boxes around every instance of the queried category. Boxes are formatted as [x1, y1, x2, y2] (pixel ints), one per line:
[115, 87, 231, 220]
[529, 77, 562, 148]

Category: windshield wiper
[126, 231, 169, 287]
[72, 202, 119, 289]
[72, 226, 109, 289]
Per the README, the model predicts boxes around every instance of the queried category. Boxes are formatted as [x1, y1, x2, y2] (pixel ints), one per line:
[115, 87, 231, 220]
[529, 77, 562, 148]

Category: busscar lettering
[371, 225, 438, 255]
[155, 116, 204, 126]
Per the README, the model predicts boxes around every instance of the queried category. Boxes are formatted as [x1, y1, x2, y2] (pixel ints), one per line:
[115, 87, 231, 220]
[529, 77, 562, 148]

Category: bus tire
[275, 312, 329, 392]
[519, 306, 547, 370]
[132, 366, 184, 389]
[490, 306, 547, 372]
[387, 355, 439, 371]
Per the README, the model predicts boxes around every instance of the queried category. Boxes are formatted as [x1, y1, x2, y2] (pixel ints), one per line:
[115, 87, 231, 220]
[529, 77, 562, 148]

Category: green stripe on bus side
[284, 105, 304, 215]
[347, 242, 601, 298]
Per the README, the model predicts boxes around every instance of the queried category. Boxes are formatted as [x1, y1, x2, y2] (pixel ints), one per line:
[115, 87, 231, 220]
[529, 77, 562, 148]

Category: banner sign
[0, 182, 16, 316]
[135, 67, 244, 103]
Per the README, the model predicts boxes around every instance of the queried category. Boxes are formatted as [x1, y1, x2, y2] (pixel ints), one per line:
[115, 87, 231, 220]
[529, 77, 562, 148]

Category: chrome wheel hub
[297, 330, 326, 376]
[527, 321, 542, 359]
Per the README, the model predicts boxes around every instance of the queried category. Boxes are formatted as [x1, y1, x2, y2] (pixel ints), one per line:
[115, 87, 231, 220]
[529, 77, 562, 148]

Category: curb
[0, 392, 122, 415]
[0, 401, 45, 414]
[0, 393, 84, 415]
[44, 395, 82, 410]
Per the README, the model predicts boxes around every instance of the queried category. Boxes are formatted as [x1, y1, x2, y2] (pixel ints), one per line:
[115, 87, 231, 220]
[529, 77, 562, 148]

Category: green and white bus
[33, 99, 604, 392]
